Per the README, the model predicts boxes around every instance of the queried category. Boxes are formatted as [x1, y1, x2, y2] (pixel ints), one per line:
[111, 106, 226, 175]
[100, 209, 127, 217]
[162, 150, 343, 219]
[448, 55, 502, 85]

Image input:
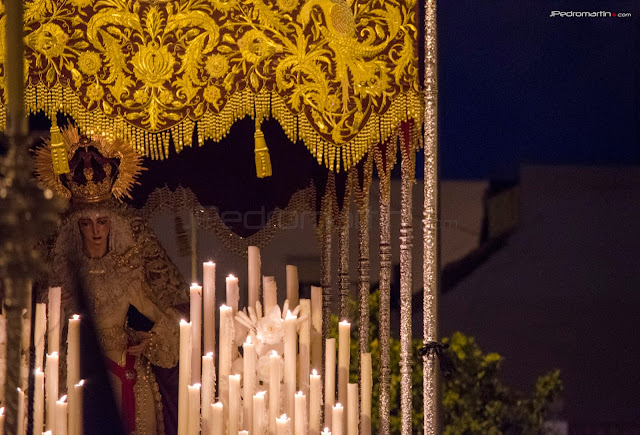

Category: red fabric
[106, 354, 138, 433]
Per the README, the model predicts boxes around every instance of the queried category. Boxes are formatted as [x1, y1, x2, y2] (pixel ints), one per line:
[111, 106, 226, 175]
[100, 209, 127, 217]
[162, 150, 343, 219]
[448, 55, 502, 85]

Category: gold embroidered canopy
[0, 0, 421, 171]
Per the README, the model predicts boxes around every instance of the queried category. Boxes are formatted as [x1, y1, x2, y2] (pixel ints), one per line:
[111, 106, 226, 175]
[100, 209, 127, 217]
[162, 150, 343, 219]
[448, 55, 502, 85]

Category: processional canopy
[0, 0, 421, 172]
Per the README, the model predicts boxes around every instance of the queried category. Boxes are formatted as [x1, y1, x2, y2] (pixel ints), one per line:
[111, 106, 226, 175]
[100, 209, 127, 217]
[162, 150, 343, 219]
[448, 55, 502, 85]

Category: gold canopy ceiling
[0, 0, 421, 171]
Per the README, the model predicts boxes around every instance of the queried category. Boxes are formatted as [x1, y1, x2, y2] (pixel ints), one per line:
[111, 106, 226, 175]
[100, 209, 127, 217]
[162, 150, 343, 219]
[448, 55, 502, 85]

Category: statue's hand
[127, 332, 151, 356]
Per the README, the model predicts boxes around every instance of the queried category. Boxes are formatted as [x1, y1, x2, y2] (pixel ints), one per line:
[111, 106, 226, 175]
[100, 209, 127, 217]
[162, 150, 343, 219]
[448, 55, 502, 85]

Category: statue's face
[78, 214, 111, 258]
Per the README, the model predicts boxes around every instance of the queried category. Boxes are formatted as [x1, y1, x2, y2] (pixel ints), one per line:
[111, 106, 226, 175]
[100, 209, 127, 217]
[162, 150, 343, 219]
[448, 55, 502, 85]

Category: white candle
[203, 262, 216, 354]
[67, 315, 80, 435]
[283, 311, 297, 427]
[33, 368, 45, 435]
[248, 246, 261, 310]
[262, 276, 277, 314]
[295, 391, 307, 435]
[360, 353, 372, 435]
[285, 265, 299, 308]
[309, 369, 322, 434]
[298, 299, 311, 397]
[239, 431, 249, 435]
[34, 303, 47, 372]
[211, 403, 224, 435]
[322, 427, 332, 435]
[48, 287, 61, 354]
[324, 338, 336, 429]
[228, 374, 241, 434]
[253, 391, 267, 435]
[219, 305, 234, 428]
[45, 352, 59, 431]
[55, 395, 68, 435]
[243, 336, 256, 432]
[201, 353, 216, 435]
[275, 414, 290, 435]
[331, 404, 343, 435]
[17, 388, 25, 435]
[225, 275, 239, 314]
[190, 283, 202, 384]
[72, 381, 84, 435]
[310, 286, 322, 372]
[269, 351, 281, 435]
[188, 384, 201, 435]
[178, 320, 192, 435]
[347, 384, 358, 435]
[337, 321, 351, 414]
[0, 408, 4, 435]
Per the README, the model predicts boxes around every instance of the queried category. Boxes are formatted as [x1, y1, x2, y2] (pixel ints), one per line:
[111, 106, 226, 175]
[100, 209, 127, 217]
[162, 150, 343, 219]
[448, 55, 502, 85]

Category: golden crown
[34, 126, 145, 204]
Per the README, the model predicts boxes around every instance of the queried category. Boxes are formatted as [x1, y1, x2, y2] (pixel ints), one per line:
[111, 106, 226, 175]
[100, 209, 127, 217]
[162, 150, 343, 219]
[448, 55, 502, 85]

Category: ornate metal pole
[399, 128, 415, 434]
[0, 2, 60, 434]
[337, 185, 351, 321]
[321, 176, 334, 345]
[423, 0, 440, 431]
[355, 155, 372, 358]
[377, 159, 392, 435]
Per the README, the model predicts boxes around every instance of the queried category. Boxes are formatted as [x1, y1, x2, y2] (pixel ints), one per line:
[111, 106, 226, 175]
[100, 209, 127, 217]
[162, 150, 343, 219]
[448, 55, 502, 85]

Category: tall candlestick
[219, 305, 234, 431]
[337, 321, 351, 417]
[190, 284, 203, 384]
[248, 246, 261, 309]
[45, 352, 59, 431]
[55, 395, 68, 435]
[243, 336, 256, 432]
[347, 384, 358, 435]
[286, 265, 299, 308]
[33, 368, 45, 435]
[309, 369, 322, 434]
[178, 320, 192, 435]
[203, 262, 216, 354]
[67, 315, 80, 435]
[310, 286, 323, 372]
[269, 351, 281, 435]
[211, 403, 224, 435]
[295, 391, 307, 435]
[72, 381, 84, 435]
[331, 404, 344, 435]
[48, 287, 61, 354]
[226, 275, 239, 314]
[34, 303, 46, 372]
[17, 388, 25, 435]
[228, 374, 241, 434]
[202, 353, 216, 434]
[360, 353, 372, 435]
[324, 338, 336, 429]
[275, 414, 290, 435]
[188, 384, 201, 435]
[253, 391, 267, 435]
[263, 276, 277, 314]
[298, 299, 311, 397]
[284, 311, 297, 428]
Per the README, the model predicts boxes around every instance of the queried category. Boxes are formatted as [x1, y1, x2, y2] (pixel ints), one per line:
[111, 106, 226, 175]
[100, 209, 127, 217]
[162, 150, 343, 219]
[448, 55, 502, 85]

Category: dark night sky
[429, 0, 639, 180]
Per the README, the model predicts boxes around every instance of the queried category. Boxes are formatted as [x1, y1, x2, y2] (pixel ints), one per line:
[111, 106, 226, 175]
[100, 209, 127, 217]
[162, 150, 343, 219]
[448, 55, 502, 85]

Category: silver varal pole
[377, 165, 392, 435]
[423, 0, 440, 431]
[399, 135, 414, 434]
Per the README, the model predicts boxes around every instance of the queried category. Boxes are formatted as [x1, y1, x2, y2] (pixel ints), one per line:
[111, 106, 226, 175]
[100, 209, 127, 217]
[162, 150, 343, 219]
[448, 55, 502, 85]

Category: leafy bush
[329, 289, 562, 434]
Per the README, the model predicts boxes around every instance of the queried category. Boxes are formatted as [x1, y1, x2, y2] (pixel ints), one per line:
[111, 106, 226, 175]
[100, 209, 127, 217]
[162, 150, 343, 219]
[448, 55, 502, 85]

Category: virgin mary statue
[34, 127, 189, 434]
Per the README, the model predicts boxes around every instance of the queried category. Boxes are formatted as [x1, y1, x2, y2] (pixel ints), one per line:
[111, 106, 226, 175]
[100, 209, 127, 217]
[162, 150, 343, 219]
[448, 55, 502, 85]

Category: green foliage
[329, 290, 563, 434]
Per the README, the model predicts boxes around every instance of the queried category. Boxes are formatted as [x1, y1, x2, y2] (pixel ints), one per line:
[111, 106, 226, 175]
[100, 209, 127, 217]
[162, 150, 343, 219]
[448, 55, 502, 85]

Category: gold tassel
[50, 119, 70, 175]
[254, 117, 272, 178]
